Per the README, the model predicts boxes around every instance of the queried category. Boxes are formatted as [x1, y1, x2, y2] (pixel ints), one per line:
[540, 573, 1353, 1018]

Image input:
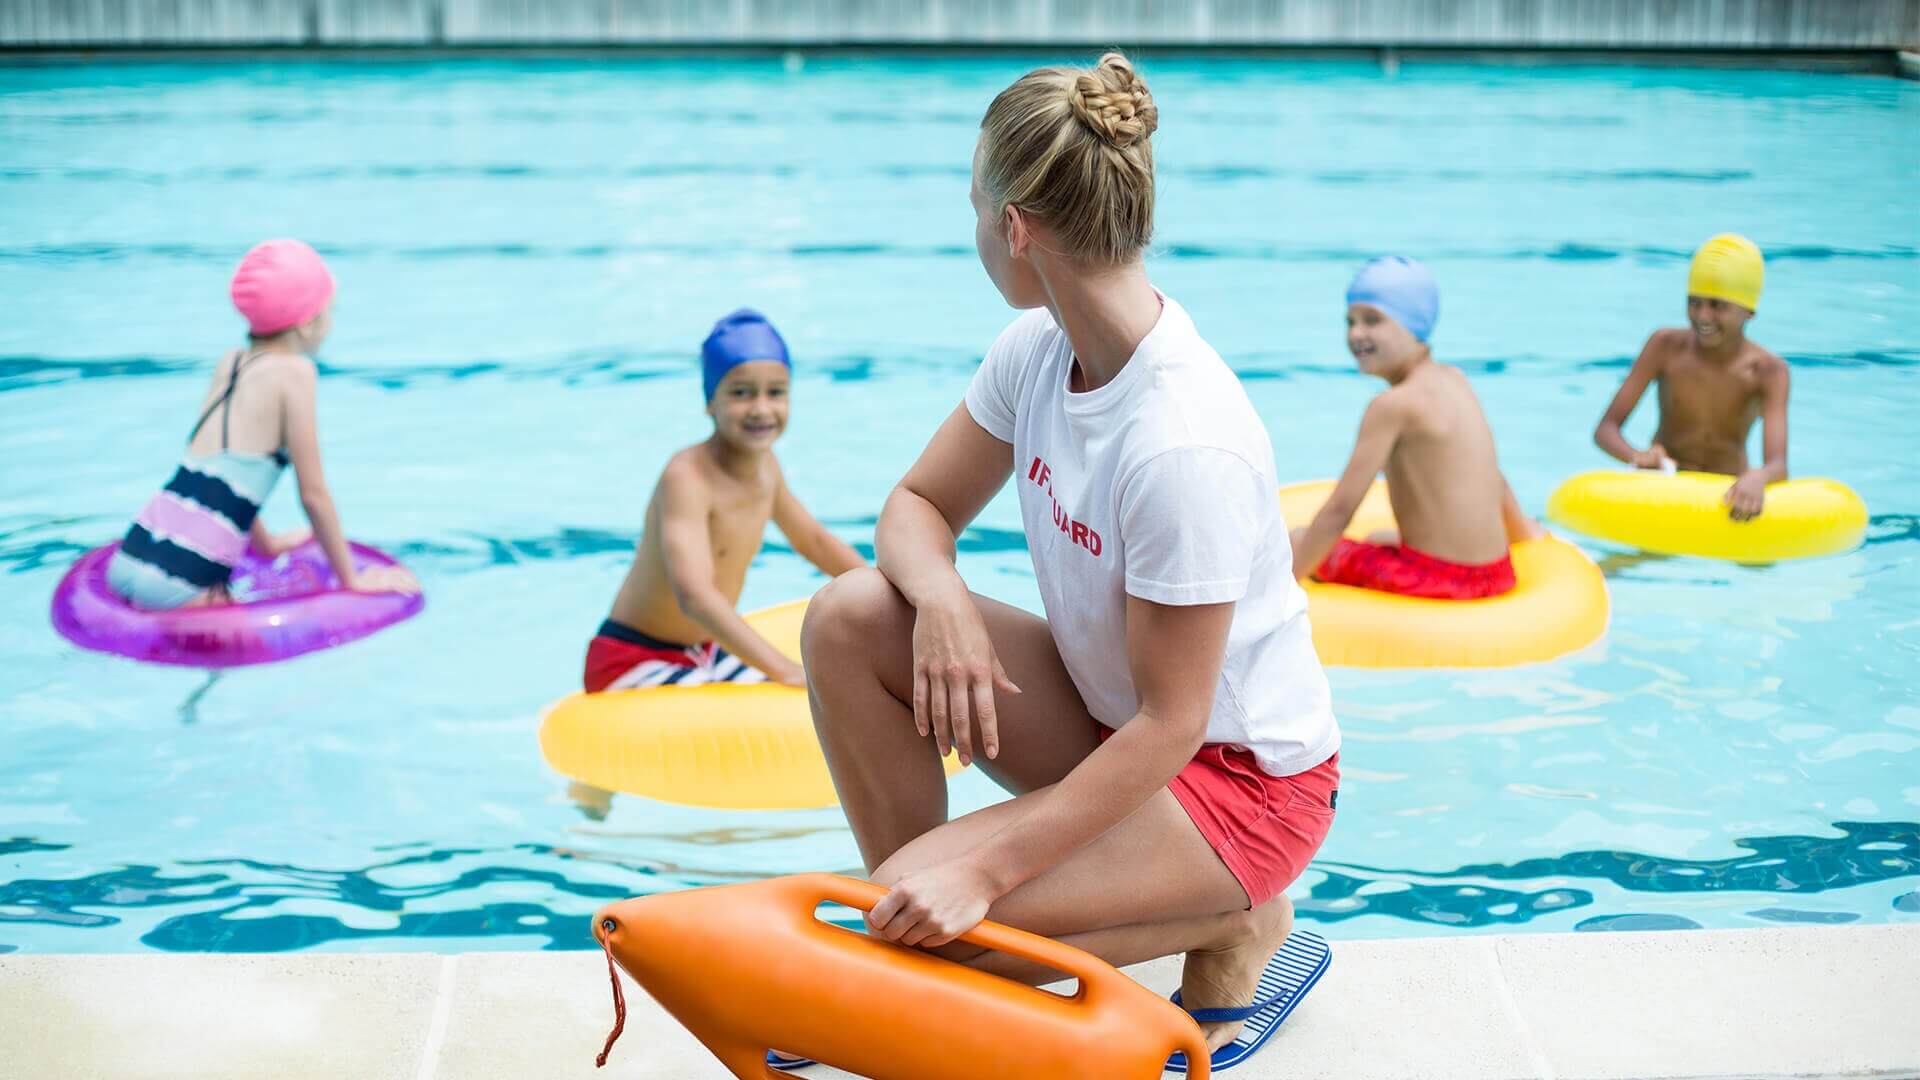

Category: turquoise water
[1, 57, 1917, 953]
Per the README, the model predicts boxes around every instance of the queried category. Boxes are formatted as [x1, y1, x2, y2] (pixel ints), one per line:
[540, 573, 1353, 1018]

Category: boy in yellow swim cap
[1592, 233, 1789, 521]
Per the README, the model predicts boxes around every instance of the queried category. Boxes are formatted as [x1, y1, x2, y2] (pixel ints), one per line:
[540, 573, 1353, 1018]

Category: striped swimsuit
[107, 351, 289, 610]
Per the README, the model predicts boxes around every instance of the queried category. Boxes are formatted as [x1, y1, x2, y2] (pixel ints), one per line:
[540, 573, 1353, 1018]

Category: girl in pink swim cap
[105, 239, 418, 609]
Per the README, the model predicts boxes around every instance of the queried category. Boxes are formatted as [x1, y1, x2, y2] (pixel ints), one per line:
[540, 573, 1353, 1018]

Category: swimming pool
[1, 56, 1916, 953]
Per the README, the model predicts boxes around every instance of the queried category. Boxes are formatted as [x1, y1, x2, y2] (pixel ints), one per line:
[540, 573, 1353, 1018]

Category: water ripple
[1865, 514, 1920, 547]
[0, 347, 960, 394]
[2, 821, 1912, 950]
[1575, 913, 1702, 931]
[1326, 820, 1919, 897]
[1, 241, 1910, 266]
[6, 346, 1912, 398]
[1299, 873, 1590, 927]
[0, 517, 1027, 575]
[0, 163, 1757, 185]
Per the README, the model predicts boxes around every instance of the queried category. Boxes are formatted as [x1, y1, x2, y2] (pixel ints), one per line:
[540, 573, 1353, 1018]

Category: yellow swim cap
[1687, 233, 1763, 311]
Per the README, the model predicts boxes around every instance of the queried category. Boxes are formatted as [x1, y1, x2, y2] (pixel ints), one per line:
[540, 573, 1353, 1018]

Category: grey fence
[3, 0, 1917, 50]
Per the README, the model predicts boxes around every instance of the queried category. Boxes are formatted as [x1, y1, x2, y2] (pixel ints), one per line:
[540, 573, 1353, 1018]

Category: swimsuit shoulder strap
[187, 347, 268, 450]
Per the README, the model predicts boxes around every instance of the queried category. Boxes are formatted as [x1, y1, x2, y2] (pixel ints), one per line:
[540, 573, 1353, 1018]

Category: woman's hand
[1724, 471, 1767, 522]
[867, 858, 997, 949]
[771, 661, 808, 689]
[347, 564, 420, 594]
[912, 591, 1019, 766]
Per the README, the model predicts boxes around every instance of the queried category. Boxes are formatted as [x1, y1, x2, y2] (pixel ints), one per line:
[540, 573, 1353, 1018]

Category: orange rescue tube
[593, 873, 1210, 1079]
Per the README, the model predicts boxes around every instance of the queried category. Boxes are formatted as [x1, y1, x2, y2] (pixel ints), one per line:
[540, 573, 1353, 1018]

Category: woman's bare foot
[1178, 895, 1295, 1053]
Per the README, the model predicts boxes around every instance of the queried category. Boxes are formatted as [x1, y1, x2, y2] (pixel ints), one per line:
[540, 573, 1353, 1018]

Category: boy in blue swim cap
[1289, 257, 1542, 598]
[585, 308, 865, 695]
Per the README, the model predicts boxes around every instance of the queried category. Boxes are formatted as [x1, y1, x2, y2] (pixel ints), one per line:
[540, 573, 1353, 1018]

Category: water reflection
[2, 820, 1912, 951]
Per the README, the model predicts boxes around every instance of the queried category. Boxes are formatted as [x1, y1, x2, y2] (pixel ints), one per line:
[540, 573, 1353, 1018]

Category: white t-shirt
[965, 296, 1338, 777]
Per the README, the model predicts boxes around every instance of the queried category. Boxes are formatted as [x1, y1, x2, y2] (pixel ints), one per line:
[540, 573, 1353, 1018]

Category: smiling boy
[1592, 233, 1788, 521]
[584, 308, 865, 693]
[1290, 256, 1541, 599]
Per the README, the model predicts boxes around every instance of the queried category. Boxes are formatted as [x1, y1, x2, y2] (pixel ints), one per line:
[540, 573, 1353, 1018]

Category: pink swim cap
[230, 239, 335, 336]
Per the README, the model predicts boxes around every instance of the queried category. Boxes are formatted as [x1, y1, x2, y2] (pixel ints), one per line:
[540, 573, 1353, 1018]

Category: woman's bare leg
[868, 783, 1294, 1052]
[802, 567, 1101, 871]
[803, 568, 1297, 1051]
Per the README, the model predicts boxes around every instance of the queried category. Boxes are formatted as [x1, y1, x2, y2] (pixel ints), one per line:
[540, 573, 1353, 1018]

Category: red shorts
[1315, 537, 1516, 600]
[1102, 727, 1339, 909]
[583, 619, 766, 693]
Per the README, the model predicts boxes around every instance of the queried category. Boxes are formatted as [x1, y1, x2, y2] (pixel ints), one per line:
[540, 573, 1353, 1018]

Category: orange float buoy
[592, 872, 1210, 1079]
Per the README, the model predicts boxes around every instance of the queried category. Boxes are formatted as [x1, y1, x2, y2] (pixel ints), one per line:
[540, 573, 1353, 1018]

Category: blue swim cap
[1346, 256, 1439, 343]
[702, 308, 791, 401]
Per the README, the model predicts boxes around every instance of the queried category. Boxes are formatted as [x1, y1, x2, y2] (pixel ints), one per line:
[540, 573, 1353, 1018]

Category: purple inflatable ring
[51, 540, 424, 668]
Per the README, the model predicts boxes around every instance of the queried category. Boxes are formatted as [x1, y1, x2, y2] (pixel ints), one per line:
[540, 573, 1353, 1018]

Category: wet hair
[977, 51, 1158, 264]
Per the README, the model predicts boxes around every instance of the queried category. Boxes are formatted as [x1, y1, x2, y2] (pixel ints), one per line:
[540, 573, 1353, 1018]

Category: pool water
[1, 56, 1916, 953]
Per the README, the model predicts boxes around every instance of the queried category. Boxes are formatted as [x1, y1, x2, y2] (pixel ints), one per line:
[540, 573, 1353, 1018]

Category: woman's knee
[801, 566, 907, 664]
[869, 855, 907, 889]
[868, 839, 940, 895]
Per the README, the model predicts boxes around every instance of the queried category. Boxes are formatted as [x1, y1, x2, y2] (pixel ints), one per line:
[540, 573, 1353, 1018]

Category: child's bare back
[1376, 363, 1512, 565]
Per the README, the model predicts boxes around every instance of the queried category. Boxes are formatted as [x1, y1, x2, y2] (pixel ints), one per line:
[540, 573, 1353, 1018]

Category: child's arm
[655, 463, 806, 686]
[1594, 334, 1674, 469]
[771, 471, 866, 577]
[1499, 476, 1546, 542]
[248, 516, 310, 558]
[282, 363, 417, 594]
[1723, 359, 1790, 521]
[1289, 395, 1404, 579]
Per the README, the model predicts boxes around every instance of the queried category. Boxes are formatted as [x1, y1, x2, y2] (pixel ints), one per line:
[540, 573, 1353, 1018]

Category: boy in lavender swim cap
[1288, 257, 1542, 599]
[584, 308, 865, 696]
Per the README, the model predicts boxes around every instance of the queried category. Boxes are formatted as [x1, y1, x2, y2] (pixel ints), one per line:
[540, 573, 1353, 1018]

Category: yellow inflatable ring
[1546, 470, 1866, 562]
[1280, 480, 1609, 668]
[539, 599, 962, 810]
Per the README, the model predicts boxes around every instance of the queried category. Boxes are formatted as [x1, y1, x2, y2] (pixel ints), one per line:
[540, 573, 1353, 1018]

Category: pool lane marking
[1487, 940, 1555, 1079]
[414, 954, 460, 1080]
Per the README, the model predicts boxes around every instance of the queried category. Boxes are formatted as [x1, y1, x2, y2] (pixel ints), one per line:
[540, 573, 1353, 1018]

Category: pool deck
[3, 924, 1917, 1079]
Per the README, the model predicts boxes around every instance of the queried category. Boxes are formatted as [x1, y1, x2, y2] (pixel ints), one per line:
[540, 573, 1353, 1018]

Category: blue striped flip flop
[767, 1051, 815, 1071]
[1164, 930, 1331, 1073]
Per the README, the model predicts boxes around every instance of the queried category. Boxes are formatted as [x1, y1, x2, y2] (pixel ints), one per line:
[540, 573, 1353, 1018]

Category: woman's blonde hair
[978, 51, 1158, 265]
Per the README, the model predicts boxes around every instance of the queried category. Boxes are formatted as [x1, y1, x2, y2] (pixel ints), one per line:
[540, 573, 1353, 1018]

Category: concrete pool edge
[2, 924, 1916, 1079]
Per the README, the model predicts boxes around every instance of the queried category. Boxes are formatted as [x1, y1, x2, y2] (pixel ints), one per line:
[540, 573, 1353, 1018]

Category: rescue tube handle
[798, 873, 1125, 1005]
